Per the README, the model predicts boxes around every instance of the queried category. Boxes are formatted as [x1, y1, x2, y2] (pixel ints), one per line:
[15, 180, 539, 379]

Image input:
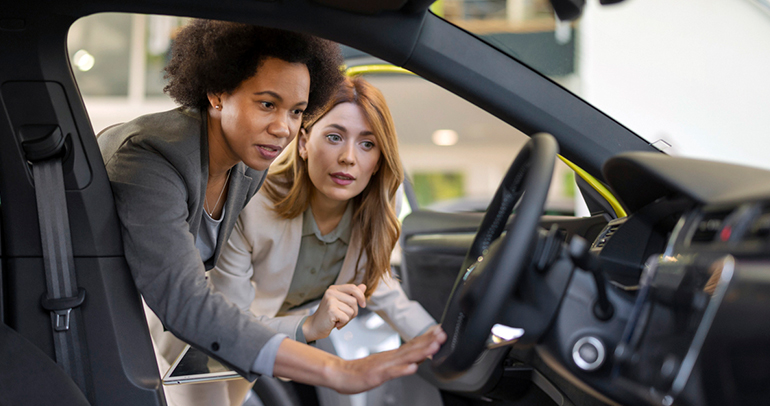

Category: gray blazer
[99, 107, 273, 380]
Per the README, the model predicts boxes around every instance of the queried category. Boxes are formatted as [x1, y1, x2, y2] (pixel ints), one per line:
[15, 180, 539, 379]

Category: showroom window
[68, 14, 188, 133]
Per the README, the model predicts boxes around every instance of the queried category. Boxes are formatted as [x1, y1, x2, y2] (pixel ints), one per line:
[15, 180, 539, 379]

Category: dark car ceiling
[311, 0, 409, 14]
[309, 0, 435, 14]
[2, 0, 658, 181]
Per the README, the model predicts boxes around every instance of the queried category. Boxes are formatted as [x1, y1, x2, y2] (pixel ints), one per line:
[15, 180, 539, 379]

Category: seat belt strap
[26, 129, 90, 399]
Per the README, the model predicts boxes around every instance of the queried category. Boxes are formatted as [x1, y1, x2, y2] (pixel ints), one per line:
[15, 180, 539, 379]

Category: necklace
[204, 168, 231, 217]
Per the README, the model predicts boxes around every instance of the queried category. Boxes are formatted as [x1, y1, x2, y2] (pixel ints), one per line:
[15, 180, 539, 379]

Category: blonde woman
[208, 76, 437, 402]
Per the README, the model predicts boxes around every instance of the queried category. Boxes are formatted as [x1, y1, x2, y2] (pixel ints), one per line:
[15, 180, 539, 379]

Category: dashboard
[541, 152, 770, 406]
[404, 151, 770, 406]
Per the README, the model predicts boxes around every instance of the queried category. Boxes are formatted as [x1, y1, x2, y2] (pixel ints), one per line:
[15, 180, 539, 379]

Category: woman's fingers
[325, 287, 360, 313]
[392, 326, 444, 366]
[323, 284, 367, 325]
[329, 306, 352, 329]
[373, 327, 446, 375]
[355, 284, 366, 307]
[395, 325, 446, 364]
[323, 289, 360, 322]
[328, 284, 366, 308]
[304, 284, 371, 341]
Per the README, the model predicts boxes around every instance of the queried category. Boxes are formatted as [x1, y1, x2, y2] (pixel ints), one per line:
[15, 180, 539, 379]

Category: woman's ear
[206, 93, 223, 111]
[298, 128, 309, 161]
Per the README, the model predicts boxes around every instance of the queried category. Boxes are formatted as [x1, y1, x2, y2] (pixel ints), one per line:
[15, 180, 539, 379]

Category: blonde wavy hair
[262, 76, 404, 298]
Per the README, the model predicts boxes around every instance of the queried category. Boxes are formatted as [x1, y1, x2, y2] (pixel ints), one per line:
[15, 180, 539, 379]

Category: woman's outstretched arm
[273, 325, 446, 394]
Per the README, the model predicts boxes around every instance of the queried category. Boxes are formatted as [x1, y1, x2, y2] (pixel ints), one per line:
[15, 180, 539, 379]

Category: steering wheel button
[572, 336, 605, 371]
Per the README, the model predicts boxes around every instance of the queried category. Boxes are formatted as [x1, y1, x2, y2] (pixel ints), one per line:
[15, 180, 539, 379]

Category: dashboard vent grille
[691, 210, 731, 243]
[594, 224, 621, 248]
[745, 208, 770, 242]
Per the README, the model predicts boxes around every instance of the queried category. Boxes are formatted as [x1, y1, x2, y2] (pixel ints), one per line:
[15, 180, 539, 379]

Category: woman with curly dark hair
[98, 20, 445, 406]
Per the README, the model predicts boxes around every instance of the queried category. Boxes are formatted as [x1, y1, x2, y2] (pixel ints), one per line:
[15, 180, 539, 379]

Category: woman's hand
[303, 284, 367, 342]
[329, 325, 447, 394]
[273, 325, 447, 394]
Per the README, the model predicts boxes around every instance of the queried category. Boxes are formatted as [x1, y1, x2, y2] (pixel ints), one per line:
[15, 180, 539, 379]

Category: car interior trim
[558, 155, 627, 218]
[345, 64, 415, 77]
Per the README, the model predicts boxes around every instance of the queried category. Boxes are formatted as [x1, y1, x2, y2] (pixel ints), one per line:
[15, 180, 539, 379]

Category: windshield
[436, 0, 770, 170]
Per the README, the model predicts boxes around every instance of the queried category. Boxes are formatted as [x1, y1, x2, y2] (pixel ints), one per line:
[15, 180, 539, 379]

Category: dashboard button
[573, 336, 605, 371]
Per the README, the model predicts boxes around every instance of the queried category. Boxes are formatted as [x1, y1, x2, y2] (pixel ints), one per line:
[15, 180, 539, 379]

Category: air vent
[691, 210, 732, 243]
[594, 224, 621, 249]
[745, 208, 770, 242]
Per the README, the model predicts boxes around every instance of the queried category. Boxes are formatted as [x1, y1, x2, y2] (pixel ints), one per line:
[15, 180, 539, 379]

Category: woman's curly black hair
[164, 20, 343, 118]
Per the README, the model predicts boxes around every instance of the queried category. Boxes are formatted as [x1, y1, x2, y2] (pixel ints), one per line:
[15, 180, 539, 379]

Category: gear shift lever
[568, 236, 614, 320]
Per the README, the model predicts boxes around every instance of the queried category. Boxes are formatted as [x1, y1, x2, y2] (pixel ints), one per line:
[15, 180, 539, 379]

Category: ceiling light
[432, 129, 458, 146]
[73, 49, 95, 72]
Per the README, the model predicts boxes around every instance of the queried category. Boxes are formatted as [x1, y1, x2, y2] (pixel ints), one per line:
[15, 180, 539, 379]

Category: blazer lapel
[249, 198, 304, 318]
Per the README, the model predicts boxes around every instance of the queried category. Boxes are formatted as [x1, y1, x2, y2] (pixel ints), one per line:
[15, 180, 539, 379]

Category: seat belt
[22, 126, 90, 399]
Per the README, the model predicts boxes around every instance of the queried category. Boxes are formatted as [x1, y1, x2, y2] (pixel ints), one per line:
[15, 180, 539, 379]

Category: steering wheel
[431, 133, 558, 379]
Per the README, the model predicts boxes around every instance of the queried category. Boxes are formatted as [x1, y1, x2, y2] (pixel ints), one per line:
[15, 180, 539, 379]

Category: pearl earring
[215, 104, 222, 110]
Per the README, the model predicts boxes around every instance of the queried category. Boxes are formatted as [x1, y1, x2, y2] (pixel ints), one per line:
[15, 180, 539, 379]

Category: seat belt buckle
[41, 288, 86, 332]
[53, 309, 73, 331]
[20, 125, 69, 163]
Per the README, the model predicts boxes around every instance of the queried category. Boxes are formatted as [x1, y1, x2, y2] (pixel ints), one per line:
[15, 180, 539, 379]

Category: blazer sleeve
[104, 138, 276, 380]
[251, 314, 308, 342]
[367, 273, 437, 341]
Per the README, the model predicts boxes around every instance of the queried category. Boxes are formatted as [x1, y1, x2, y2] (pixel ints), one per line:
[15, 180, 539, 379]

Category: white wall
[85, 98, 177, 135]
[580, 0, 770, 170]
